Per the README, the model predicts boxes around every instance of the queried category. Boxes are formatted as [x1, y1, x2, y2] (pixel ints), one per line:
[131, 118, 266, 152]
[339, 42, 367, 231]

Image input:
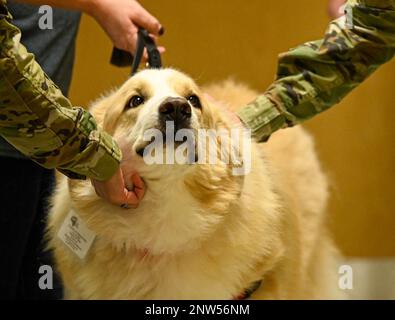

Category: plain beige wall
[69, 0, 395, 257]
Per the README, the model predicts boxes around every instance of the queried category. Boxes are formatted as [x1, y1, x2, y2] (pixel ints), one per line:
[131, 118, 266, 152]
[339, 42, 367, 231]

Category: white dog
[47, 69, 341, 299]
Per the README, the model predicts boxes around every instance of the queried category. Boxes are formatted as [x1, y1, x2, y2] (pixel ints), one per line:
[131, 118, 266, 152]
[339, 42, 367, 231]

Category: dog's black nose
[159, 97, 191, 129]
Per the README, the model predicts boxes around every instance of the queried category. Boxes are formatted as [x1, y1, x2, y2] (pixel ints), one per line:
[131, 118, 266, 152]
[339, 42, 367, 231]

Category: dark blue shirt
[0, 1, 81, 159]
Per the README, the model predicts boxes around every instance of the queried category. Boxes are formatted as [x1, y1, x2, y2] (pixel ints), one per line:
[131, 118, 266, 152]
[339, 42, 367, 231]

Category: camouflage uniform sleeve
[0, 2, 121, 181]
[237, 0, 395, 142]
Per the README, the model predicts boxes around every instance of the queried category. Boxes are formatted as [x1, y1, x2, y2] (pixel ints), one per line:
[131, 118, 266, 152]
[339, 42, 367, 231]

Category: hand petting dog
[91, 169, 145, 208]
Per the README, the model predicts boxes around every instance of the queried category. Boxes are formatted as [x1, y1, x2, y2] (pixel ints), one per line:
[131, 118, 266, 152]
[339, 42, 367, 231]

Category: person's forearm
[238, 0, 395, 142]
[0, 3, 121, 180]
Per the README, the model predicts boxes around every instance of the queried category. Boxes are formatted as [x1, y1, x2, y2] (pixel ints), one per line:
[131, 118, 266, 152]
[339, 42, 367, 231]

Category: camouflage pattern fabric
[1, 0, 395, 178]
[238, 0, 395, 142]
[0, 0, 121, 181]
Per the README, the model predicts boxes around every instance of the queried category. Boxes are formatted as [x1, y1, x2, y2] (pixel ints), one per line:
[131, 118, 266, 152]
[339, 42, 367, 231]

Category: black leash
[110, 28, 162, 76]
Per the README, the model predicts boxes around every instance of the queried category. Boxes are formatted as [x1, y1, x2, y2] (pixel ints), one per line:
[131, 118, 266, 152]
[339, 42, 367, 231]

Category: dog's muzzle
[158, 97, 192, 132]
[135, 97, 196, 159]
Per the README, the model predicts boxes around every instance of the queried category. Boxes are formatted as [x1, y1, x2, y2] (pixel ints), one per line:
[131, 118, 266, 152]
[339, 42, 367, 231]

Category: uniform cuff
[88, 130, 122, 181]
[58, 130, 121, 181]
[237, 95, 288, 142]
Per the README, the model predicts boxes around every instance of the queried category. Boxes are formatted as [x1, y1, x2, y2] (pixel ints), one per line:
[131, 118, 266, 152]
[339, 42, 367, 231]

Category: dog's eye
[127, 95, 145, 109]
[187, 95, 201, 109]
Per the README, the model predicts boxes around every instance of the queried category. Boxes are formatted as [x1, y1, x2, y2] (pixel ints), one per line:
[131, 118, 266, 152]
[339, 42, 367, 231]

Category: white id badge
[57, 210, 96, 259]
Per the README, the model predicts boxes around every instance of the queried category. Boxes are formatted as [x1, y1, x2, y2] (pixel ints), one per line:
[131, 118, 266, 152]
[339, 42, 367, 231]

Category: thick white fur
[47, 69, 342, 299]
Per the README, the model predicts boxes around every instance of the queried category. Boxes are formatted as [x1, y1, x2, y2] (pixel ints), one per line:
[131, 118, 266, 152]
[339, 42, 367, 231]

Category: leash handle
[110, 28, 162, 76]
[110, 47, 133, 67]
[140, 29, 162, 71]
[131, 29, 146, 75]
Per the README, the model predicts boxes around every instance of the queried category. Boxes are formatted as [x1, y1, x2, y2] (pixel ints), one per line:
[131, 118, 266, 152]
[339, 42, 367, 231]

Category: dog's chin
[135, 141, 199, 165]
[134, 128, 199, 164]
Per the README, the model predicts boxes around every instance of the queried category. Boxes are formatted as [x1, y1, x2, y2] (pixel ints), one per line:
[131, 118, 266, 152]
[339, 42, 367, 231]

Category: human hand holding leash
[86, 0, 165, 57]
[18, 0, 165, 57]
[91, 168, 145, 208]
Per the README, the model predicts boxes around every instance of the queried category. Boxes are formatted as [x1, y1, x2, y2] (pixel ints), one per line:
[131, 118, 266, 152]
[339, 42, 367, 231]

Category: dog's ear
[201, 94, 234, 132]
[200, 94, 250, 176]
[201, 93, 227, 130]
[203, 80, 258, 113]
[89, 94, 112, 127]
[89, 90, 122, 134]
